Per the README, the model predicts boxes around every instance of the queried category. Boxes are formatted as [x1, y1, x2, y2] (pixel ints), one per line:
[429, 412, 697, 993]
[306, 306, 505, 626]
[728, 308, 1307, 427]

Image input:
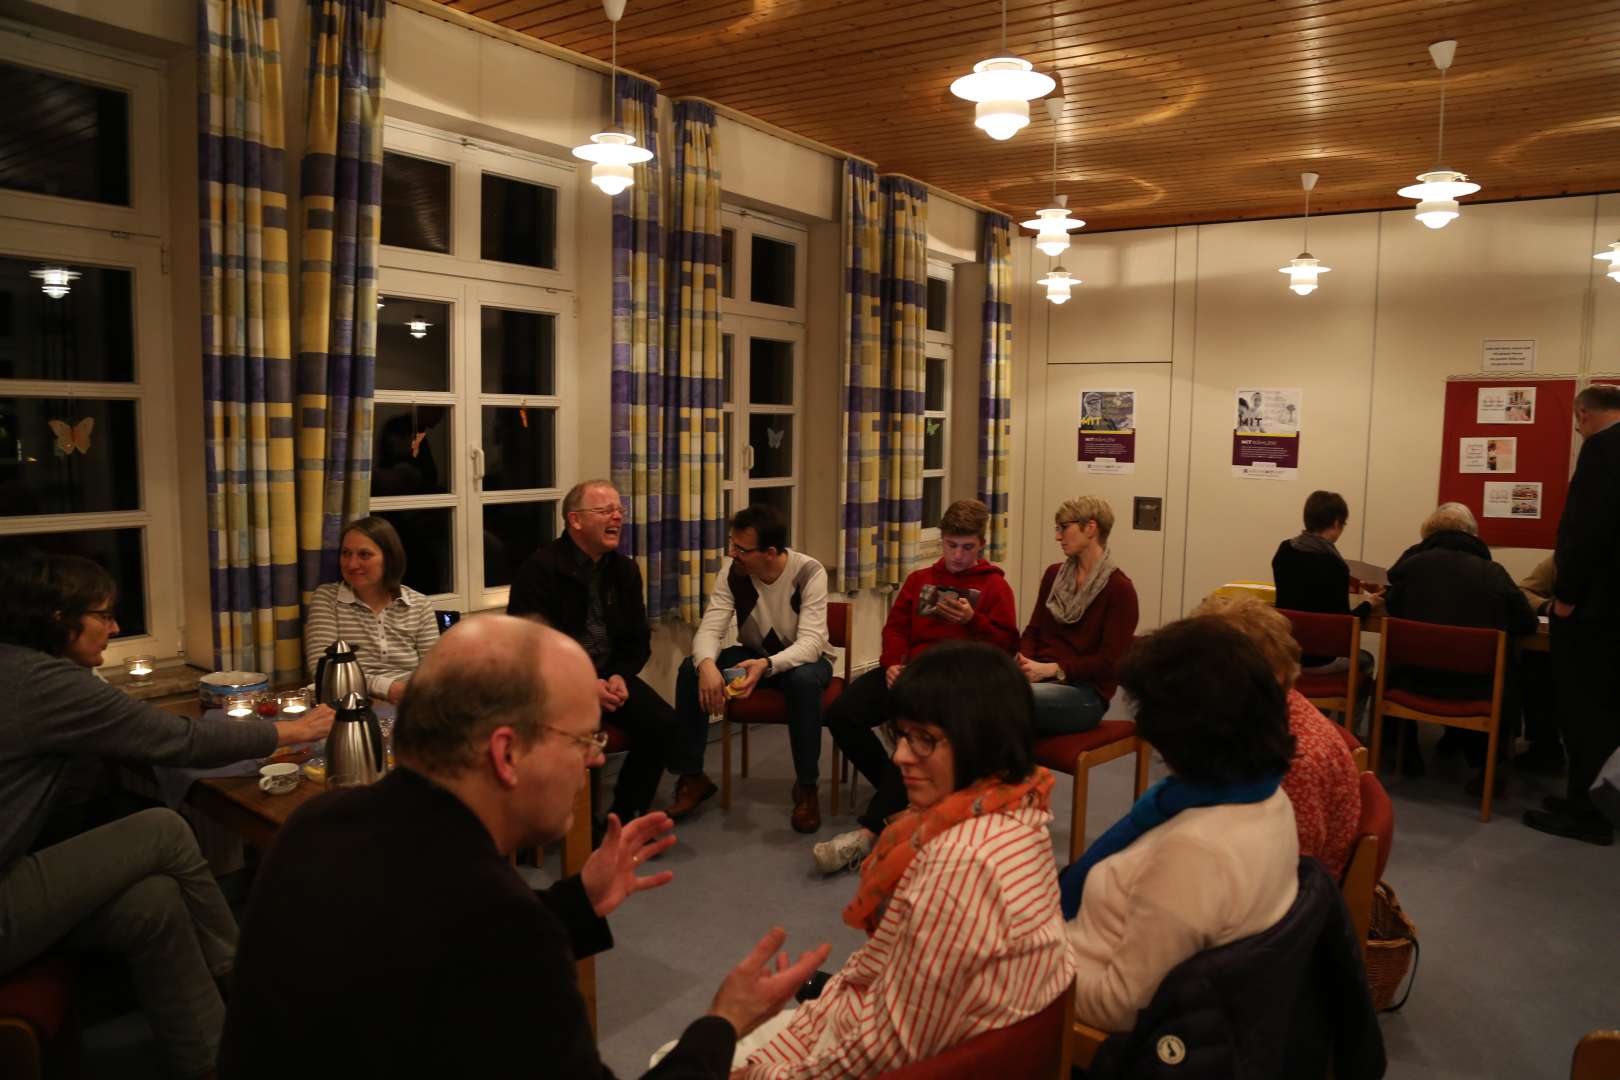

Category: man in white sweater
[671, 504, 833, 832]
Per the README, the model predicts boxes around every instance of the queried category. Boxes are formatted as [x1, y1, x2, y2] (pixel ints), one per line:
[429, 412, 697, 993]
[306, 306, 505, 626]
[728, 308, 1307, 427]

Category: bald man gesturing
[221, 616, 829, 1078]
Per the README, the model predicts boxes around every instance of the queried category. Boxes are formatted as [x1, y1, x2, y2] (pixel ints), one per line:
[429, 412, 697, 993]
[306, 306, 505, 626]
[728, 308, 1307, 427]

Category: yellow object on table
[1208, 581, 1277, 605]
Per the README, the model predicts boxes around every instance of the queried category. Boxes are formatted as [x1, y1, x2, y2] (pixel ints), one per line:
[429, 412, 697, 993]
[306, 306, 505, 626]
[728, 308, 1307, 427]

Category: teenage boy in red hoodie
[811, 499, 1019, 874]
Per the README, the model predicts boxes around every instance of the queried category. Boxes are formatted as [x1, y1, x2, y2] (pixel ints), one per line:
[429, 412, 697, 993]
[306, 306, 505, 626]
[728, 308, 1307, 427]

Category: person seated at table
[813, 498, 1018, 875]
[0, 548, 332, 1080]
[737, 642, 1072, 1078]
[1384, 502, 1537, 789]
[1271, 489, 1379, 677]
[1018, 496, 1138, 737]
[1060, 617, 1299, 1034]
[1515, 554, 1563, 775]
[1195, 595, 1362, 877]
[222, 615, 828, 1078]
[508, 479, 688, 825]
[675, 504, 833, 833]
[304, 515, 441, 705]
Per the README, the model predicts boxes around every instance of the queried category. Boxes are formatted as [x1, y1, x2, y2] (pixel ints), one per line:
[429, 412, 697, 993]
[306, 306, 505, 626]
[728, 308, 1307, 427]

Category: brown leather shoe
[791, 783, 821, 834]
[666, 773, 718, 820]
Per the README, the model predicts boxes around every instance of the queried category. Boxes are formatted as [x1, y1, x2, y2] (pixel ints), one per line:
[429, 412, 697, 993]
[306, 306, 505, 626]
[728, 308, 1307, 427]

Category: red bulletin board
[1437, 378, 1575, 548]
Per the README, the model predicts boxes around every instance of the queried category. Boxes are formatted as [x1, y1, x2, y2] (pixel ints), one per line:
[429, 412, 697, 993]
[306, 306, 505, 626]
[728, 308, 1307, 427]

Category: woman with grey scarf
[1017, 496, 1140, 737]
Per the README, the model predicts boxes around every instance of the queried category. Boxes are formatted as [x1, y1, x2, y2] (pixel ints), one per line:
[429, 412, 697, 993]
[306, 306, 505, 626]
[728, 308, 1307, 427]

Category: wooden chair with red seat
[1571, 1030, 1620, 1080]
[720, 600, 853, 813]
[0, 954, 78, 1080]
[1036, 723, 1153, 864]
[1331, 720, 1368, 773]
[1339, 770, 1394, 948]
[1370, 617, 1508, 822]
[1279, 608, 1362, 726]
[871, 988, 1071, 1080]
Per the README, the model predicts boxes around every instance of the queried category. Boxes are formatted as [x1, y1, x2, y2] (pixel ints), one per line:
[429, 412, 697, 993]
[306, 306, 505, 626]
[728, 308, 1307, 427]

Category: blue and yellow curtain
[295, 0, 385, 601]
[978, 212, 1014, 562]
[199, 0, 300, 680]
[837, 161, 883, 592]
[661, 100, 726, 623]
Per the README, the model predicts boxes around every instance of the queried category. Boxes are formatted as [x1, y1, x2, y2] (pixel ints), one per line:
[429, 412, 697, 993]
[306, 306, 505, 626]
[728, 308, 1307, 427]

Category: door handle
[745, 443, 756, 474]
[470, 446, 485, 484]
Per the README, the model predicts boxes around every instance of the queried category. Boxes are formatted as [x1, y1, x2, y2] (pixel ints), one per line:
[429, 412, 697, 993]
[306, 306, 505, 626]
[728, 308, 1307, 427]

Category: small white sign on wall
[1482, 339, 1535, 373]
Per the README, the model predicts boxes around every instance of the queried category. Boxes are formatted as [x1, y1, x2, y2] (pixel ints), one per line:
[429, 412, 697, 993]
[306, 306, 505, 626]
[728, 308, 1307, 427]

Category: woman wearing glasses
[737, 642, 1072, 1078]
[0, 549, 332, 1079]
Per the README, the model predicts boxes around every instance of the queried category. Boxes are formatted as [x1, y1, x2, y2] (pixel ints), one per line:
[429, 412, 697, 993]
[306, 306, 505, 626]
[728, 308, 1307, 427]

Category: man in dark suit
[1525, 384, 1620, 846]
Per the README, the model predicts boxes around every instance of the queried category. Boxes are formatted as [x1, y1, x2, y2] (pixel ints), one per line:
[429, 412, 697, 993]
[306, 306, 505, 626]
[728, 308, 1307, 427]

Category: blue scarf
[1059, 774, 1283, 919]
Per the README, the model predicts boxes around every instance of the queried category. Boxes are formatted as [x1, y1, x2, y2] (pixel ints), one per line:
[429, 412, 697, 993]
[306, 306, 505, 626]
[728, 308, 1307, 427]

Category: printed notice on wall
[1482, 480, 1542, 519]
[1481, 339, 1536, 373]
[1476, 386, 1536, 424]
[1232, 388, 1302, 480]
[1077, 389, 1137, 475]
[1459, 436, 1517, 474]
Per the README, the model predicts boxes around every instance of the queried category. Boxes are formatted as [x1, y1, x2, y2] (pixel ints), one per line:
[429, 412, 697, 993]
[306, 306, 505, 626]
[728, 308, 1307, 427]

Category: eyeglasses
[544, 725, 609, 754]
[575, 505, 628, 520]
[82, 608, 118, 624]
[728, 539, 761, 555]
[883, 722, 945, 759]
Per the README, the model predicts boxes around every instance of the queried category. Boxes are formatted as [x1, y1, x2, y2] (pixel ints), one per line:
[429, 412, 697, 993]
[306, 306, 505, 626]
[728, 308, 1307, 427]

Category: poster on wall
[1482, 480, 1542, 519]
[1459, 436, 1517, 474]
[1481, 339, 1536, 373]
[1077, 389, 1137, 475]
[1476, 386, 1537, 424]
[1231, 387, 1302, 480]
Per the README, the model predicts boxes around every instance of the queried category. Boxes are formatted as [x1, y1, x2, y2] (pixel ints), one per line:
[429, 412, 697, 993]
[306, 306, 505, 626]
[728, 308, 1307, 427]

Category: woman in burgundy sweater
[1020, 496, 1139, 736]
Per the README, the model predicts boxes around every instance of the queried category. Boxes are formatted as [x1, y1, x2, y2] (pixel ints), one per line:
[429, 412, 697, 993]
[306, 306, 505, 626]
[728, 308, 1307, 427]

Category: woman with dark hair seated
[1061, 617, 1300, 1034]
[737, 642, 1072, 1077]
[0, 550, 332, 1080]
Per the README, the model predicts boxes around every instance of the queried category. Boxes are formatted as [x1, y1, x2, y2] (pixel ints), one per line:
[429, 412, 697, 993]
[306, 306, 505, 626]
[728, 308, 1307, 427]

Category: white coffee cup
[259, 762, 300, 795]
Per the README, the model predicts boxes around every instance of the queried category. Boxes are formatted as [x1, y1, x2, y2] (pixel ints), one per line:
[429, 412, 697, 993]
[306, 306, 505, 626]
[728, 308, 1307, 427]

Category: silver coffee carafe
[326, 692, 388, 788]
[313, 640, 367, 707]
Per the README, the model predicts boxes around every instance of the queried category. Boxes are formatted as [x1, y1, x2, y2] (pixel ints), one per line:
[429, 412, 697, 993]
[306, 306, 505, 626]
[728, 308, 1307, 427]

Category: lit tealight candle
[126, 655, 155, 681]
[278, 690, 311, 716]
[225, 694, 256, 719]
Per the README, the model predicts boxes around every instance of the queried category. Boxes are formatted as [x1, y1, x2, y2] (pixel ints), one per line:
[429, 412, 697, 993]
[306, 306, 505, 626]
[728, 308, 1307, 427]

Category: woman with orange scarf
[735, 643, 1072, 1079]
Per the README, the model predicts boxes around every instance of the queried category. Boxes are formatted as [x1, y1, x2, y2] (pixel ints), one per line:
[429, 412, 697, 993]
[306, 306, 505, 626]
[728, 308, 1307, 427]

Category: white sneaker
[812, 828, 874, 876]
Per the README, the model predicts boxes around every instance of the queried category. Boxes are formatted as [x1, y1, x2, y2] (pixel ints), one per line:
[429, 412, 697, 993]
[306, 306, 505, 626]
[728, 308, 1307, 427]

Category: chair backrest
[1358, 771, 1394, 883]
[825, 600, 850, 650]
[1331, 721, 1364, 757]
[873, 992, 1066, 1080]
[1382, 616, 1503, 677]
[1278, 608, 1358, 660]
[1572, 1030, 1620, 1080]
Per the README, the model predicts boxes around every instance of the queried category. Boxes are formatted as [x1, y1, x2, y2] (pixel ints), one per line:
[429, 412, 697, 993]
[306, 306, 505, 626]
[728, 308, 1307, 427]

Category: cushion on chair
[1295, 671, 1352, 698]
[1357, 772, 1394, 882]
[726, 678, 846, 725]
[1381, 687, 1491, 718]
[602, 723, 631, 755]
[1034, 720, 1137, 773]
[0, 954, 75, 1041]
[871, 992, 1066, 1079]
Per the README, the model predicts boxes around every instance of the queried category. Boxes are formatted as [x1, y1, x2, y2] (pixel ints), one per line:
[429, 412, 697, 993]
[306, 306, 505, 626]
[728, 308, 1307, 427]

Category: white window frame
[374, 121, 579, 614]
[921, 259, 955, 543]
[0, 31, 180, 669]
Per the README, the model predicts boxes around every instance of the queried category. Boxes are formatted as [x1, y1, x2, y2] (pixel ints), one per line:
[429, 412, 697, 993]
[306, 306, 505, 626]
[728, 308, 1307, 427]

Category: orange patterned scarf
[842, 767, 1055, 935]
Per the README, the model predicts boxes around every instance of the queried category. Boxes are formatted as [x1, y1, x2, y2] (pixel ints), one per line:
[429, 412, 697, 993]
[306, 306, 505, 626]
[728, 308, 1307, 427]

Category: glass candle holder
[278, 689, 312, 716]
[125, 655, 156, 681]
[224, 693, 258, 719]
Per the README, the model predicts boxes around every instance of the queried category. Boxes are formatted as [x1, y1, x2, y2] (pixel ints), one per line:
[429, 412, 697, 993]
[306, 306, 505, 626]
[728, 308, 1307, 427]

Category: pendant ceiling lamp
[950, 0, 1055, 141]
[408, 316, 432, 340]
[1038, 263, 1076, 304]
[572, 0, 651, 196]
[1022, 99, 1084, 257]
[1279, 171, 1331, 296]
[1595, 241, 1620, 283]
[1396, 40, 1480, 230]
[30, 266, 79, 300]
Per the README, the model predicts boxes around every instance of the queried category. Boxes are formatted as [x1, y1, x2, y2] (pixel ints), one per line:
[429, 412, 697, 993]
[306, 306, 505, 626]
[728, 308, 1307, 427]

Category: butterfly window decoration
[49, 417, 94, 457]
[765, 425, 785, 450]
[925, 419, 942, 438]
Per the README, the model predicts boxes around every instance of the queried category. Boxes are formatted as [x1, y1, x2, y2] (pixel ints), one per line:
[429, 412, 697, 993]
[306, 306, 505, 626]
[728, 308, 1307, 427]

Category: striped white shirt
[303, 582, 440, 699]
[739, 805, 1073, 1079]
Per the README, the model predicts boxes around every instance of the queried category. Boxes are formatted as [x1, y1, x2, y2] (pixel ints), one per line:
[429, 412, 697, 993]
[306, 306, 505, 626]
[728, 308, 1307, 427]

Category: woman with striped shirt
[304, 517, 440, 704]
[737, 642, 1072, 1079]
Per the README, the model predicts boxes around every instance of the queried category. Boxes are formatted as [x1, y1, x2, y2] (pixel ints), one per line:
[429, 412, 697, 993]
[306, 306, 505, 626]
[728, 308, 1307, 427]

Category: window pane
[21, 527, 146, 637]
[375, 298, 451, 392]
[749, 338, 793, 405]
[723, 486, 733, 523]
[482, 500, 557, 589]
[721, 228, 735, 299]
[482, 406, 555, 491]
[373, 403, 450, 497]
[481, 174, 557, 269]
[925, 357, 947, 413]
[750, 235, 796, 307]
[747, 485, 792, 545]
[924, 417, 945, 471]
[722, 411, 733, 481]
[721, 334, 734, 404]
[0, 398, 139, 515]
[748, 414, 792, 479]
[374, 508, 454, 596]
[0, 257, 134, 382]
[480, 308, 555, 396]
[381, 152, 451, 254]
[922, 476, 943, 531]
[926, 277, 949, 333]
[0, 62, 129, 206]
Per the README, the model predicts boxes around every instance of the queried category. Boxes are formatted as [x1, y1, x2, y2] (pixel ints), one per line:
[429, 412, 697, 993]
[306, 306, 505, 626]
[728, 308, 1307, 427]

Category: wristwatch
[764, 657, 775, 677]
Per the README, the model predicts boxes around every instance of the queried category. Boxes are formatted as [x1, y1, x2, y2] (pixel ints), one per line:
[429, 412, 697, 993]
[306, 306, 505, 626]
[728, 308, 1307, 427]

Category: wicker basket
[1366, 881, 1419, 1011]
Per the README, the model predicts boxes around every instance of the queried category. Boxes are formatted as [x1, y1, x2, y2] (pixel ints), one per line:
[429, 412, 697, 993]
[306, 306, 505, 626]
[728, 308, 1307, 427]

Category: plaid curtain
[660, 100, 726, 623]
[609, 76, 668, 612]
[978, 212, 1015, 562]
[295, 0, 385, 600]
[838, 160, 883, 592]
[199, 0, 300, 680]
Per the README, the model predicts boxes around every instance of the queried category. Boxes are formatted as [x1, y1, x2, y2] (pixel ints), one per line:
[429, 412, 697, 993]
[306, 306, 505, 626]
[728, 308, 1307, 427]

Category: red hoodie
[880, 558, 1020, 669]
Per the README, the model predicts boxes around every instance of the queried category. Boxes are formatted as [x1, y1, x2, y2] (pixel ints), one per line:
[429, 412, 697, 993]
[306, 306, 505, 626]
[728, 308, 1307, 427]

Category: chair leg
[831, 745, 841, 816]
[1369, 707, 1384, 776]
[1395, 719, 1407, 777]
[1481, 722, 1499, 823]
[1069, 759, 1091, 864]
[1133, 740, 1152, 797]
[720, 715, 732, 811]
[740, 722, 750, 779]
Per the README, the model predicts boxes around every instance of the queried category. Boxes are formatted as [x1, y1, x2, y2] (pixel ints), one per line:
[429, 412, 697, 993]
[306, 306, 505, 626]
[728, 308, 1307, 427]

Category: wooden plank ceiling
[434, 0, 1620, 231]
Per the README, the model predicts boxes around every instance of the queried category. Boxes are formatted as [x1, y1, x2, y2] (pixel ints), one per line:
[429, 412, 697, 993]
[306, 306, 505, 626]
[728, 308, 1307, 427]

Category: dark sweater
[0, 643, 277, 873]
[1555, 420, 1620, 625]
[508, 532, 652, 680]
[220, 767, 735, 1079]
[1019, 565, 1139, 699]
[1271, 540, 1371, 665]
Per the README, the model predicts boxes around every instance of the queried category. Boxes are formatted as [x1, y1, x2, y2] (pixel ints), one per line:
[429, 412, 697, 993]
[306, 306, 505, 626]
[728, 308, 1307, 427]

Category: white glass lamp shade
[1594, 241, 1620, 283]
[1396, 170, 1481, 229]
[407, 318, 431, 339]
[1021, 207, 1086, 257]
[29, 266, 80, 300]
[950, 58, 1055, 141]
[1037, 266, 1077, 304]
[1278, 254, 1331, 296]
[571, 132, 653, 195]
